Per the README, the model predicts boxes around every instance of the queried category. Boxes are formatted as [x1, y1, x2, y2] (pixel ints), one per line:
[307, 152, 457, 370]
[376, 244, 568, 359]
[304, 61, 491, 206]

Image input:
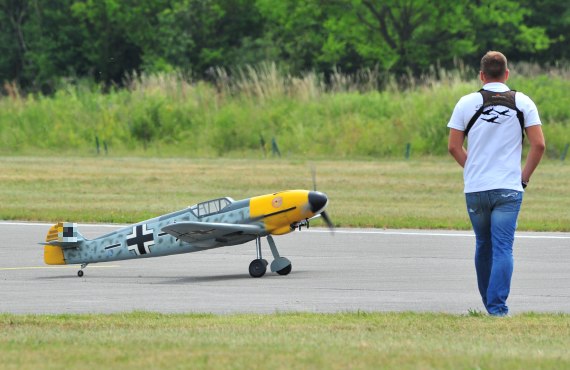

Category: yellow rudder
[44, 222, 67, 265]
[44, 245, 66, 265]
[45, 222, 63, 243]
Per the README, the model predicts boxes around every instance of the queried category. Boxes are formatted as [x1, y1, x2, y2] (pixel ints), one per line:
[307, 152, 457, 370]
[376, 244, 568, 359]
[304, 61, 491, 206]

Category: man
[447, 51, 545, 316]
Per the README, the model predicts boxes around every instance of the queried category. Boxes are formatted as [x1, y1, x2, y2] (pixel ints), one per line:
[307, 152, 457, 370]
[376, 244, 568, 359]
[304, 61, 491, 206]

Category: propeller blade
[311, 165, 317, 191]
[320, 211, 334, 233]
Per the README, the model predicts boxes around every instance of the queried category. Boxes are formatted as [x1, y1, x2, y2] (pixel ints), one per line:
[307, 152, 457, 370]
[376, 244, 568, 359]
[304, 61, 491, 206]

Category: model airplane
[43, 190, 332, 278]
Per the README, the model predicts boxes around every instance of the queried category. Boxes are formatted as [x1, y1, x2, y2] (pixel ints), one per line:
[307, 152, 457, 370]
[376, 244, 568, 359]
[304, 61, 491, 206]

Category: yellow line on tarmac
[0, 265, 120, 271]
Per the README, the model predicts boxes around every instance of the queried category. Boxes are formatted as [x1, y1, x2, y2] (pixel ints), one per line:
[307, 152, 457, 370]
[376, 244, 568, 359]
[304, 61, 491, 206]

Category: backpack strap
[464, 89, 525, 142]
[464, 89, 485, 137]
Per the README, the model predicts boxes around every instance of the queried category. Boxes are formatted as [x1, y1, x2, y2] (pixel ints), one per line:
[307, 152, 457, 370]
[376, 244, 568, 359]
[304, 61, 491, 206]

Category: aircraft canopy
[189, 197, 234, 217]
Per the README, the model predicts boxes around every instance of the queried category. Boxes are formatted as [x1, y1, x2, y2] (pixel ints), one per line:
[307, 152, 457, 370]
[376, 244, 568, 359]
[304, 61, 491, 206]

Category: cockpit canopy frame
[189, 197, 234, 217]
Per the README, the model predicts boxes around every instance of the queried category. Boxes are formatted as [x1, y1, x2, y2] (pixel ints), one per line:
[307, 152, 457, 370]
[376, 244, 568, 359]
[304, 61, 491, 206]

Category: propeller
[311, 165, 317, 191]
[310, 165, 334, 233]
[320, 210, 334, 231]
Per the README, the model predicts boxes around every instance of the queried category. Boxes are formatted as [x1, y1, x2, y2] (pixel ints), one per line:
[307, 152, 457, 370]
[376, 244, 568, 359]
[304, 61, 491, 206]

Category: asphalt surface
[1, 222, 569, 314]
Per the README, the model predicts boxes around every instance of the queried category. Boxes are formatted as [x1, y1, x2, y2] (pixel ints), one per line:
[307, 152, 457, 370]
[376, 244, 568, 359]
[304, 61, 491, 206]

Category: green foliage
[145, 0, 265, 74]
[323, 1, 474, 73]
[468, 0, 551, 54]
[319, 0, 552, 74]
[515, 0, 570, 62]
[0, 0, 567, 91]
[1, 65, 568, 159]
[255, 0, 332, 72]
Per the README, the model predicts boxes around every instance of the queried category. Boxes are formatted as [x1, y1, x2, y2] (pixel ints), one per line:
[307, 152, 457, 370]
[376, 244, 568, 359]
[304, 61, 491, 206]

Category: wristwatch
[522, 180, 529, 189]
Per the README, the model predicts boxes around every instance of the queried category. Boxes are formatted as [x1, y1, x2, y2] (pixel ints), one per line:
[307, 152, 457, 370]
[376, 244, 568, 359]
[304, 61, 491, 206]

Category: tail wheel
[276, 264, 292, 276]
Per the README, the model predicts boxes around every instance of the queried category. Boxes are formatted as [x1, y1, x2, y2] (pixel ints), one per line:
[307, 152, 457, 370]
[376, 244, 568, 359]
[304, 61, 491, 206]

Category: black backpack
[464, 89, 525, 142]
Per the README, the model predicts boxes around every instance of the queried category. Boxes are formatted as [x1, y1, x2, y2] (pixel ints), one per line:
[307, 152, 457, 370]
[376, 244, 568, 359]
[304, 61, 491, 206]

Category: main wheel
[249, 259, 267, 278]
[276, 264, 292, 276]
[77, 270, 84, 277]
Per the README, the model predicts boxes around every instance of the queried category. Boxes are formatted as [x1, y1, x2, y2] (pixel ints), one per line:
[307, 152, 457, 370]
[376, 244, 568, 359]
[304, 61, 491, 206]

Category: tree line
[1, 0, 569, 93]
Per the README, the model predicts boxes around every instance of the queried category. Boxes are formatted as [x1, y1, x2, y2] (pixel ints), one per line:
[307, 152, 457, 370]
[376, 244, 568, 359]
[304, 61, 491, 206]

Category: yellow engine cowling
[250, 190, 312, 235]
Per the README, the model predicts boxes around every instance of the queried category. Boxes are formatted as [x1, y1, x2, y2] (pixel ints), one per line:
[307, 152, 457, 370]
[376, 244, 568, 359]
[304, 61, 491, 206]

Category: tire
[276, 264, 292, 276]
[249, 259, 267, 278]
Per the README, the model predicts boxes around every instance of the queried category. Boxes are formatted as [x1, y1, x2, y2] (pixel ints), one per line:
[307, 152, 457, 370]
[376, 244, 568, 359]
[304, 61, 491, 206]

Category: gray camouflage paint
[63, 199, 254, 265]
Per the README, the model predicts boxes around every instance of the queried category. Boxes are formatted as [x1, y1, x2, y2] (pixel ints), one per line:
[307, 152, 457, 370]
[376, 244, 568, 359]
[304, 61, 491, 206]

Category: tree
[148, 0, 265, 75]
[322, 0, 551, 74]
[0, 0, 562, 93]
[467, 0, 551, 62]
[0, 0, 33, 87]
[518, 0, 570, 62]
[1, 0, 90, 92]
[320, 0, 474, 73]
[255, 0, 334, 73]
[70, 0, 144, 85]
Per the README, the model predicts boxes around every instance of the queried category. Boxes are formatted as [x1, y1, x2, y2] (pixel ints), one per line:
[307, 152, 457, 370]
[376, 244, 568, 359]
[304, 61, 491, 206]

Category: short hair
[480, 51, 508, 79]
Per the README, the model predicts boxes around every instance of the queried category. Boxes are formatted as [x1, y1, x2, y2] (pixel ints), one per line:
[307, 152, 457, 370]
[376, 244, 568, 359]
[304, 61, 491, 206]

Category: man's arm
[448, 128, 467, 168]
[522, 125, 546, 183]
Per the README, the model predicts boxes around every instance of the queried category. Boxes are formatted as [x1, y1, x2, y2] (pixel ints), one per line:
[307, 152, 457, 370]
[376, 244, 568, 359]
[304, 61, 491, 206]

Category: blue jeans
[465, 189, 523, 316]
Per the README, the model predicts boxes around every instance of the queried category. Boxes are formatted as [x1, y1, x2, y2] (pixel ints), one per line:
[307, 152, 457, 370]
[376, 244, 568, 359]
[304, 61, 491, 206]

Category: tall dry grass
[0, 62, 568, 158]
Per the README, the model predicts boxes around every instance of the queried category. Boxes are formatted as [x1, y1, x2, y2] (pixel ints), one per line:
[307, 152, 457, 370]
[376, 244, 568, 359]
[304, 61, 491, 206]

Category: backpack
[464, 89, 525, 142]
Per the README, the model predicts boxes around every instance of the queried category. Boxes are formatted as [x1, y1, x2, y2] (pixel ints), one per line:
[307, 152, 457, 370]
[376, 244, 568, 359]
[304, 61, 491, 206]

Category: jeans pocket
[495, 190, 523, 212]
[465, 193, 481, 215]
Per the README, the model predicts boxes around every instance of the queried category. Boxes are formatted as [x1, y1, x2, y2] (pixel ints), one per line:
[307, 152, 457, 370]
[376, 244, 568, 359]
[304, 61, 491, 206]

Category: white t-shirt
[447, 82, 541, 193]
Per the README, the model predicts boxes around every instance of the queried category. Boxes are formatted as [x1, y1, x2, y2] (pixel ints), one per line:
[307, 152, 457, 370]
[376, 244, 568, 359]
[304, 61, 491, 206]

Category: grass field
[1, 156, 569, 231]
[2, 66, 569, 369]
[2, 157, 569, 368]
[1, 312, 569, 369]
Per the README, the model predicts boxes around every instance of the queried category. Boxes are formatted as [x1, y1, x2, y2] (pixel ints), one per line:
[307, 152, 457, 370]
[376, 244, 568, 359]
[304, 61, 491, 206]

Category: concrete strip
[1, 222, 568, 314]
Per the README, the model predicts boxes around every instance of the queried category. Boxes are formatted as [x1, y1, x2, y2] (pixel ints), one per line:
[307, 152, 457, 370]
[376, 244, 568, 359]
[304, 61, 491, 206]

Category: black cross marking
[126, 224, 154, 255]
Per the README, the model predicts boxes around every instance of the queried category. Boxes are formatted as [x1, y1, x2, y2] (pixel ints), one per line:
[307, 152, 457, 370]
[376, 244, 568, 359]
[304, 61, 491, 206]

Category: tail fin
[44, 222, 85, 265]
[45, 222, 85, 244]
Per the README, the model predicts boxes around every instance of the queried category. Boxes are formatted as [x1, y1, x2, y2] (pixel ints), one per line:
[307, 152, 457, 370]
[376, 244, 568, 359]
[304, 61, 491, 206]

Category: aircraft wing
[161, 222, 264, 245]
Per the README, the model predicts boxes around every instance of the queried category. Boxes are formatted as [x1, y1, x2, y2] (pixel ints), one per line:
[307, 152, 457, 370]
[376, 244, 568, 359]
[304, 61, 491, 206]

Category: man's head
[480, 51, 509, 83]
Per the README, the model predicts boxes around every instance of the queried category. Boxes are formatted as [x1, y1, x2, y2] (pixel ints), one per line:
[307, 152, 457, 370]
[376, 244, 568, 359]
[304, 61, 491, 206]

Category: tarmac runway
[1, 221, 569, 315]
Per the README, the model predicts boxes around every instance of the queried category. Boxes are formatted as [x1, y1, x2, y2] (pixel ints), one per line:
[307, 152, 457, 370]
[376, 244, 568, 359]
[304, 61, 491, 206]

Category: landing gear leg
[248, 237, 268, 278]
[267, 235, 292, 275]
[77, 263, 88, 277]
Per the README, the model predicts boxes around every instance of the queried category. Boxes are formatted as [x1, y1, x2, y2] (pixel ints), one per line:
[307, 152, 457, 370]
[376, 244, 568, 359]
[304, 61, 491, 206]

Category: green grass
[1, 157, 569, 231]
[1, 312, 569, 369]
[0, 64, 569, 159]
